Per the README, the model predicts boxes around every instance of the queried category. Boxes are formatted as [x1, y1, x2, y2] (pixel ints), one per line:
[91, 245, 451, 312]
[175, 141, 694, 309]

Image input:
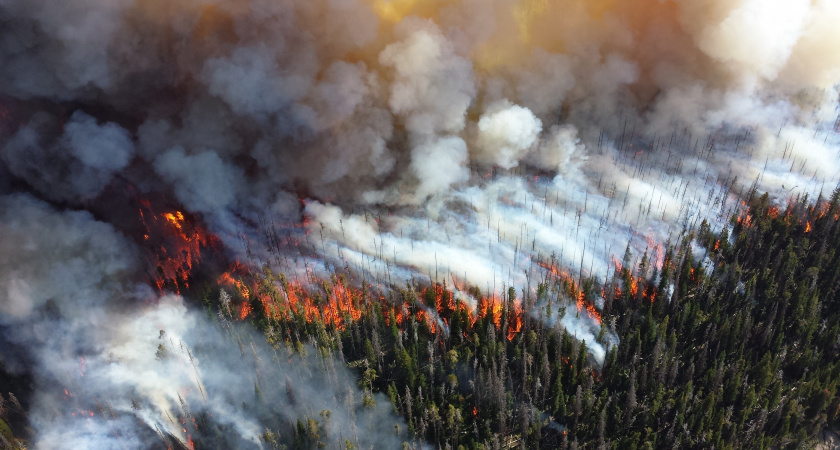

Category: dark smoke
[1, 0, 840, 447]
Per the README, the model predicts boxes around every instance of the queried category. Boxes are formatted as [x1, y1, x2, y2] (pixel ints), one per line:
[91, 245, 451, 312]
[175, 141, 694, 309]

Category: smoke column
[2, 0, 840, 447]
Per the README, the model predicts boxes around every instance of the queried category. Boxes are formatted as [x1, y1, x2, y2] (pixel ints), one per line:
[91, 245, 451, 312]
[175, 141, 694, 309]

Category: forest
[3, 189, 840, 449]
[131, 186, 840, 449]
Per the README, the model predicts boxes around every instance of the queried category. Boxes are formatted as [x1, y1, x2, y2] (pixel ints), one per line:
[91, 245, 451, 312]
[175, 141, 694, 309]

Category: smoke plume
[2, 0, 840, 446]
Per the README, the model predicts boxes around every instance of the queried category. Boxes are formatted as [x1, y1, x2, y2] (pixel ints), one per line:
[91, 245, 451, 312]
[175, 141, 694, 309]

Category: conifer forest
[2, 0, 840, 449]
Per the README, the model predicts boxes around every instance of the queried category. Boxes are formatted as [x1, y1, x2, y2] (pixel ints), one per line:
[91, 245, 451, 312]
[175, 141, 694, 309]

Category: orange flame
[239, 302, 253, 320]
[536, 261, 602, 325]
[629, 278, 639, 298]
[507, 308, 523, 341]
[737, 213, 753, 228]
[139, 200, 217, 294]
[230, 276, 366, 332]
[225, 265, 532, 341]
[163, 211, 185, 230]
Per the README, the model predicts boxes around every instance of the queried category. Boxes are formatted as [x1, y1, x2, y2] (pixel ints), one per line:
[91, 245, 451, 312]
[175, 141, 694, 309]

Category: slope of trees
[206, 188, 840, 449]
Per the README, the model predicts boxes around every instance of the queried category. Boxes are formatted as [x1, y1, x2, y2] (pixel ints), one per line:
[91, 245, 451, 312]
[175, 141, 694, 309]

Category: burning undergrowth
[0, 195, 415, 449]
[137, 199, 223, 295]
[1, 0, 840, 447]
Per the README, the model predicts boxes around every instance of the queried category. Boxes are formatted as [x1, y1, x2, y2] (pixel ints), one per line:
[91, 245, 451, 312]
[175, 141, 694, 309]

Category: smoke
[0, 194, 141, 321]
[410, 136, 470, 201]
[380, 18, 475, 139]
[475, 100, 542, 169]
[154, 147, 244, 215]
[694, 0, 812, 82]
[0, 193, 408, 449]
[2, 0, 840, 445]
[2, 112, 135, 202]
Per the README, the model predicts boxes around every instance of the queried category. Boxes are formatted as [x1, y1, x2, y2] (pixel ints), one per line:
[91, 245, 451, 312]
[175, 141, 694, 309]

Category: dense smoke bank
[2, 0, 840, 447]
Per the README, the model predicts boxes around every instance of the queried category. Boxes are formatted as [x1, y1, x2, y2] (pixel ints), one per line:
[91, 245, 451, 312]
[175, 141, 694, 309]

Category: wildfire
[640, 232, 666, 269]
[416, 309, 438, 334]
[218, 272, 251, 300]
[536, 261, 602, 325]
[611, 256, 623, 273]
[478, 295, 504, 329]
[560, 355, 571, 368]
[221, 261, 534, 342]
[239, 302, 253, 320]
[736, 213, 753, 228]
[805, 221, 812, 233]
[507, 309, 523, 341]
[139, 200, 218, 294]
[223, 274, 367, 332]
[163, 211, 185, 230]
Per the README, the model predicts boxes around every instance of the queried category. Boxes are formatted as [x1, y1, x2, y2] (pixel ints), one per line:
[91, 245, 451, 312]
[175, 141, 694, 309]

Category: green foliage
[0, 419, 18, 448]
[245, 193, 840, 449]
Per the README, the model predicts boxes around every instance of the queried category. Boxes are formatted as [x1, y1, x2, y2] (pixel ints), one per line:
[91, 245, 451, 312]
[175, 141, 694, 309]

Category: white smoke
[0, 194, 409, 449]
[379, 18, 475, 139]
[0, 194, 140, 322]
[475, 100, 542, 169]
[2, 0, 840, 445]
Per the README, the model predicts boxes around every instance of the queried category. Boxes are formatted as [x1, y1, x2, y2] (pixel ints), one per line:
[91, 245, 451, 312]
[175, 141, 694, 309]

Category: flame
[611, 256, 623, 273]
[239, 302, 253, 320]
[736, 213, 753, 228]
[218, 272, 251, 300]
[536, 261, 602, 325]
[507, 307, 523, 341]
[416, 309, 437, 334]
[816, 202, 829, 219]
[805, 221, 812, 233]
[640, 232, 665, 269]
[163, 211, 185, 230]
[629, 277, 639, 298]
[477, 295, 506, 330]
[236, 277, 366, 332]
[225, 265, 531, 341]
[139, 200, 218, 294]
[222, 244, 617, 345]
